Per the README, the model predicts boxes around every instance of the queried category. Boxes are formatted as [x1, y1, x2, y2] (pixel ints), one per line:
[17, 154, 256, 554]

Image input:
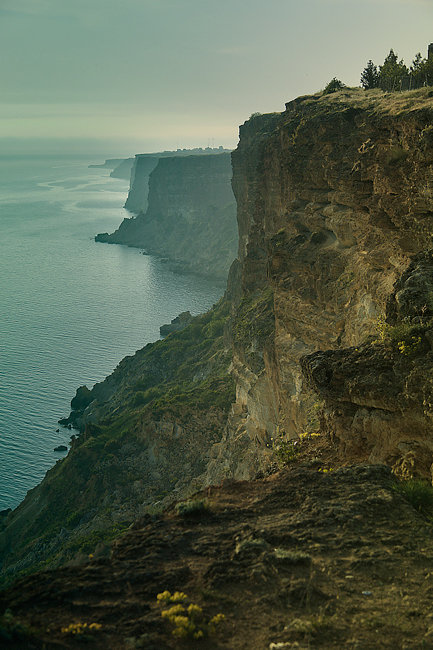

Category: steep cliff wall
[124, 149, 232, 214]
[97, 153, 238, 279]
[207, 87, 433, 483]
[110, 157, 134, 180]
[123, 155, 160, 213]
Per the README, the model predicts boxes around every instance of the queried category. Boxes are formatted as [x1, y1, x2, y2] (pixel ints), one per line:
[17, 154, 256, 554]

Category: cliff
[206, 87, 433, 484]
[3, 88, 433, 632]
[96, 153, 238, 279]
[124, 148, 232, 214]
[109, 158, 134, 180]
[89, 158, 125, 170]
[123, 155, 160, 213]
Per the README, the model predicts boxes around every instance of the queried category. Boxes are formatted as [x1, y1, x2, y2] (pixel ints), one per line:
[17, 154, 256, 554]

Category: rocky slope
[96, 153, 238, 279]
[3, 458, 433, 649]
[0, 301, 235, 585]
[3, 86, 433, 617]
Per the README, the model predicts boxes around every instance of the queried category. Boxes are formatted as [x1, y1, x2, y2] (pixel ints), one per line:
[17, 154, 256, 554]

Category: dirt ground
[2, 437, 433, 649]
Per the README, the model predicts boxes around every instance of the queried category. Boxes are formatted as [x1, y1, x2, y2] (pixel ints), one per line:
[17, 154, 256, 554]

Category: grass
[175, 499, 210, 518]
[394, 479, 433, 517]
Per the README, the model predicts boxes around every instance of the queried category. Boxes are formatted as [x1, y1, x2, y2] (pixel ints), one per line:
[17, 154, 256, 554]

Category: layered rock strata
[208, 88, 433, 482]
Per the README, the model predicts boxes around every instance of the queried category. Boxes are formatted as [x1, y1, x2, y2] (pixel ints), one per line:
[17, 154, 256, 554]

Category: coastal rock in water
[54, 445, 67, 452]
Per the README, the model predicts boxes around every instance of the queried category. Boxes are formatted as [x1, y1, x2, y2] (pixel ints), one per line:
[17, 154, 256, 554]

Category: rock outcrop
[209, 88, 433, 483]
[96, 153, 238, 279]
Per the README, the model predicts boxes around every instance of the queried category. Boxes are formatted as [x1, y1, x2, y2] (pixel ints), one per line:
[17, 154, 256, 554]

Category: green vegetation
[375, 315, 430, 355]
[360, 60, 379, 90]
[156, 591, 225, 639]
[0, 298, 235, 588]
[323, 78, 346, 94]
[175, 498, 210, 518]
[270, 437, 300, 466]
[394, 479, 433, 517]
[361, 46, 433, 91]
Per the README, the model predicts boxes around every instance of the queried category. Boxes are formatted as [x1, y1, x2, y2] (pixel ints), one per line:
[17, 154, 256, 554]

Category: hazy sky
[1, 0, 433, 155]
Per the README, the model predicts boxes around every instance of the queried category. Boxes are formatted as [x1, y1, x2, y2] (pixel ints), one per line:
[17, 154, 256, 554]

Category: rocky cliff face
[97, 153, 238, 279]
[123, 155, 160, 213]
[124, 148, 232, 215]
[110, 158, 134, 180]
[208, 87, 433, 483]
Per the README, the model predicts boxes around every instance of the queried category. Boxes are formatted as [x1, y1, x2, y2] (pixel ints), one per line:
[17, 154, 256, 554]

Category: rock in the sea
[54, 445, 67, 452]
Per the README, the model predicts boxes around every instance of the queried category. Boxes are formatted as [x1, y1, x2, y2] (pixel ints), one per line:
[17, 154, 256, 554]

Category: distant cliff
[123, 155, 160, 213]
[124, 148, 232, 214]
[96, 153, 238, 279]
[88, 158, 124, 170]
[110, 158, 134, 180]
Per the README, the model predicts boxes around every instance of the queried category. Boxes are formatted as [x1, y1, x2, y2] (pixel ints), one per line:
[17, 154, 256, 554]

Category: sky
[1, 0, 433, 156]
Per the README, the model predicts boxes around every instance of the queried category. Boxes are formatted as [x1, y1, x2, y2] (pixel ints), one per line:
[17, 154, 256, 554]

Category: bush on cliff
[323, 78, 346, 94]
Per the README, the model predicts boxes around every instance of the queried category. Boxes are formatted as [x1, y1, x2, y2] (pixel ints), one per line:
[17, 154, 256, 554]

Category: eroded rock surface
[217, 88, 433, 481]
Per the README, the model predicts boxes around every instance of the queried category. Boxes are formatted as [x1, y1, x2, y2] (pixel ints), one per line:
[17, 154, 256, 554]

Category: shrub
[156, 591, 225, 639]
[394, 479, 433, 516]
[271, 437, 300, 466]
[323, 78, 346, 94]
[175, 499, 210, 518]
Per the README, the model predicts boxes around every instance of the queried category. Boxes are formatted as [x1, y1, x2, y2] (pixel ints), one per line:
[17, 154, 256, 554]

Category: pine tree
[360, 60, 379, 89]
[323, 77, 345, 94]
[378, 49, 408, 91]
[409, 52, 425, 88]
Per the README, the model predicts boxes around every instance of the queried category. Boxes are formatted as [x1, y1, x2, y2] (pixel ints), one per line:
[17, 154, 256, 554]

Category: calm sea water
[0, 154, 223, 510]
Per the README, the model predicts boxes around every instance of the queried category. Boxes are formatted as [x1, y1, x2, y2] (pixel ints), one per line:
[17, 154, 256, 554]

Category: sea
[0, 154, 224, 511]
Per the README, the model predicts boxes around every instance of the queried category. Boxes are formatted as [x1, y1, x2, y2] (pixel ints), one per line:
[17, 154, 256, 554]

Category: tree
[409, 52, 426, 88]
[360, 60, 379, 89]
[323, 77, 346, 94]
[378, 49, 408, 91]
